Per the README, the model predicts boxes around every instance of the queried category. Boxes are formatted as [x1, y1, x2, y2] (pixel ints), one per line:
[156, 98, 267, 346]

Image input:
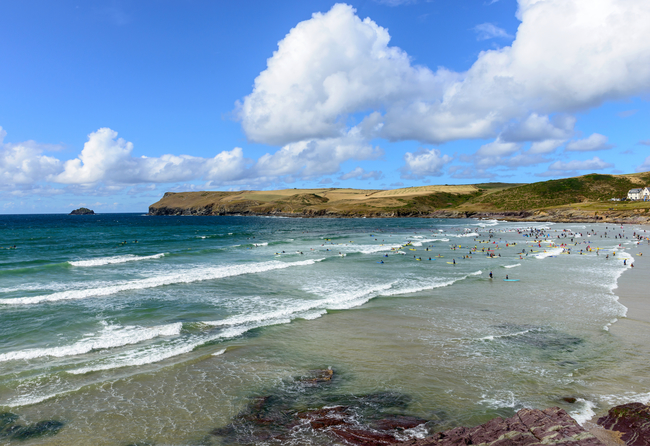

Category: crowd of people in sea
[252, 221, 649, 281]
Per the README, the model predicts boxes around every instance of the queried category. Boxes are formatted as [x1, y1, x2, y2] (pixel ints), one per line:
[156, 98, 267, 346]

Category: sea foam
[0, 322, 182, 362]
[69, 253, 166, 267]
[534, 248, 563, 259]
[68, 326, 249, 375]
[1, 259, 322, 305]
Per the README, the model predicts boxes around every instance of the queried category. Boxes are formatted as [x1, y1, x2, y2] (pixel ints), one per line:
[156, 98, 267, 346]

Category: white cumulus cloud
[238, 1, 650, 152]
[565, 133, 614, 152]
[529, 139, 566, 154]
[473, 23, 513, 41]
[400, 148, 452, 179]
[0, 126, 62, 188]
[339, 167, 382, 180]
[548, 156, 613, 171]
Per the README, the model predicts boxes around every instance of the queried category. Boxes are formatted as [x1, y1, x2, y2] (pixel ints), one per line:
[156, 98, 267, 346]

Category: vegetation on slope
[148, 173, 650, 218]
[467, 174, 650, 210]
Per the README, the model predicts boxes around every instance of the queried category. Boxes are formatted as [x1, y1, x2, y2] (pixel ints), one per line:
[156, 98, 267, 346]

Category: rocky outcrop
[69, 207, 94, 215]
[597, 403, 650, 446]
[429, 209, 650, 224]
[0, 412, 64, 441]
[209, 364, 650, 446]
[400, 407, 602, 446]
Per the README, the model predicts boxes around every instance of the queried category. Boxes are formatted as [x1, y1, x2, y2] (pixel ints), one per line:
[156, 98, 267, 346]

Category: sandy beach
[607, 224, 650, 404]
[611, 228, 650, 343]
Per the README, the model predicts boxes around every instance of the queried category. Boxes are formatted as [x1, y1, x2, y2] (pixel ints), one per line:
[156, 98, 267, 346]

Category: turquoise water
[0, 214, 649, 445]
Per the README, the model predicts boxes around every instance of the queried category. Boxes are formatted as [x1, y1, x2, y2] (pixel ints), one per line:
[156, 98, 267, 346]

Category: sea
[1, 214, 649, 445]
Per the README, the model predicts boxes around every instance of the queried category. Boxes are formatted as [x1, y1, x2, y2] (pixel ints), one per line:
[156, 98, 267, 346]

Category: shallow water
[1, 215, 649, 445]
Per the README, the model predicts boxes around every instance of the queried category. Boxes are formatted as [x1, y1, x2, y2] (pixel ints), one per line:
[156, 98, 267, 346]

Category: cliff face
[148, 202, 650, 223]
[147, 188, 482, 218]
[147, 181, 650, 224]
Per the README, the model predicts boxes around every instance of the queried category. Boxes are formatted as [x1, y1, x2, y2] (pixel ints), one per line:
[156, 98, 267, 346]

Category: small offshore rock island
[69, 207, 95, 215]
[148, 171, 650, 224]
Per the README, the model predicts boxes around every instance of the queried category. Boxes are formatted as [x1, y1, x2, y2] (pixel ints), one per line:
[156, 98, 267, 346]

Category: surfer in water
[489, 271, 493, 279]
[506, 275, 509, 280]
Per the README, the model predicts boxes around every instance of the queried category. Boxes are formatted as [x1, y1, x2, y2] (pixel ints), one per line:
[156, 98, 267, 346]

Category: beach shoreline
[583, 223, 650, 433]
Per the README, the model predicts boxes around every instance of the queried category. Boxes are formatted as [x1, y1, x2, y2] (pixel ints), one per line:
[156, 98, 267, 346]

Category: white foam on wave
[68, 326, 249, 375]
[619, 251, 634, 265]
[336, 243, 403, 254]
[504, 264, 521, 269]
[455, 232, 479, 238]
[69, 253, 166, 267]
[204, 298, 325, 328]
[534, 247, 563, 259]
[479, 391, 518, 409]
[322, 282, 397, 310]
[569, 398, 598, 425]
[1, 259, 323, 306]
[206, 271, 483, 332]
[474, 219, 499, 227]
[328, 270, 482, 310]
[0, 322, 182, 362]
[410, 239, 438, 247]
[598, 392, 650, 407]
[477, 328, 535, 342]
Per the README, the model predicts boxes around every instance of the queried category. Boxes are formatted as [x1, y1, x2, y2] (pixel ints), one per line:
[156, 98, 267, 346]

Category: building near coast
[627, 187, 650, 201]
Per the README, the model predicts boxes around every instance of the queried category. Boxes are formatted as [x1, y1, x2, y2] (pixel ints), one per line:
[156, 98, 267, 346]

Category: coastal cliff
[148, 172, 650, 223]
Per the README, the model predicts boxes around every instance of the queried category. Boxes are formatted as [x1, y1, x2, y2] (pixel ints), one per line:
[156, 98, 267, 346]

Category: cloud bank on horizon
[1, 0, 650, 211]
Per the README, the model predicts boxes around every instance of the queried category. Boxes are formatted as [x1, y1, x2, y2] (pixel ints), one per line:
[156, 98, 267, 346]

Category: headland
[148, 172, 650, 224]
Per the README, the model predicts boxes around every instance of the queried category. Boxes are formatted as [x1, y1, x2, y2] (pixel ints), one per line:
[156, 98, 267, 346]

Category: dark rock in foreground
[597, 403, 650, 446]
[0, 412, 64, 441]
[70, 207, 95, 215]
[210, 365, 648, 446]
[399, 407, 602, 446]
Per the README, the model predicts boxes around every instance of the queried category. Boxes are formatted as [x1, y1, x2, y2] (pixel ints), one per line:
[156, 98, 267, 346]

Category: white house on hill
[627, 187, 650, 200]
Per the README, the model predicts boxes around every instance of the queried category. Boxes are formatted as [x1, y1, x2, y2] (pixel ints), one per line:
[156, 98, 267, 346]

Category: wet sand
[611, 237, 650, 341]
[583, 225, 650, 442]
[609, 225, 650, 365]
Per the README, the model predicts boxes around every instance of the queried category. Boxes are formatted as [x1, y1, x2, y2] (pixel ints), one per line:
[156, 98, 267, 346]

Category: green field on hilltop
[465, 173, 650, 211]
[149, 172, 650, 216]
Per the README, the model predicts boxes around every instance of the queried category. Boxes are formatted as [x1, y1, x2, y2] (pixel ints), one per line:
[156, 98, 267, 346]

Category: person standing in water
[489, 271, 493, 279]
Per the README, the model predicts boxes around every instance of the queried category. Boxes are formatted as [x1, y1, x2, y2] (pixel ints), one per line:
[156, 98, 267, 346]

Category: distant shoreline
[147, 176, 650, 224]
[146, 208, 650, 225]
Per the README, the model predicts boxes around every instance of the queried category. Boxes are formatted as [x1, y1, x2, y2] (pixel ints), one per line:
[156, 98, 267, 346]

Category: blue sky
[1, 0, 649, 213]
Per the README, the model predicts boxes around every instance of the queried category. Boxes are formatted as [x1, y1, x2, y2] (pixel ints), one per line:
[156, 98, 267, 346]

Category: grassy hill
[464, 173, 650, 211]
[148, 172, 650, 221]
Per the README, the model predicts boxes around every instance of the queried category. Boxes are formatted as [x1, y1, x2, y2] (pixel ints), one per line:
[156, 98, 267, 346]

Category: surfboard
[446, 262, 455, 264]
[504, 279, 519, 282]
